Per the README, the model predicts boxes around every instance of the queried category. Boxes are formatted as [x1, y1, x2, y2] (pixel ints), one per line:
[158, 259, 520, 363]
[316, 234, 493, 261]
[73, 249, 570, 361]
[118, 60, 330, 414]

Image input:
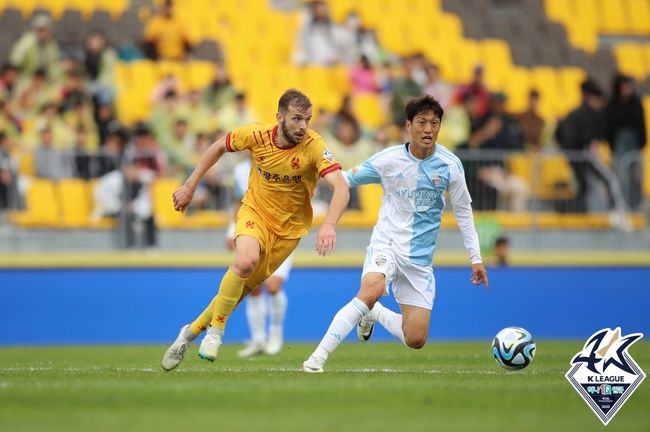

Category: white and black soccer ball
[492, 326, 536, 370]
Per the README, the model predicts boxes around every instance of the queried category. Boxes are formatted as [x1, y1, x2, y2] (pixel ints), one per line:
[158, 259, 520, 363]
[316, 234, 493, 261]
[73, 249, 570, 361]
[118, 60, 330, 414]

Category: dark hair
[278, 88, 312, 114]
[611, 73, 633, 98]
[495, 236, 509, 247]
[580, 79, 603, 97]
[404, 94, 444, 122]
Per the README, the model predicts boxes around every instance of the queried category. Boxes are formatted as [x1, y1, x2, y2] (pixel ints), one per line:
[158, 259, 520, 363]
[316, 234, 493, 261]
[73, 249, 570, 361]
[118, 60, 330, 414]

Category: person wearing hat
[8, 13, 60, 79]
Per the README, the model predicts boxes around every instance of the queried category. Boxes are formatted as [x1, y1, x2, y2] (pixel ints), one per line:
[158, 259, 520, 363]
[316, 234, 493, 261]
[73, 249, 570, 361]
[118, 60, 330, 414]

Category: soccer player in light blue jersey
[303, 95, 489, 373]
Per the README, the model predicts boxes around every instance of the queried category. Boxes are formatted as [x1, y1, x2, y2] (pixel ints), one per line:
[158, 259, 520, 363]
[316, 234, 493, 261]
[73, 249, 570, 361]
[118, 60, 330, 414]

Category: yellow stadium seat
[57, 179, 116, 228]
[597, 0, 628, 33]
[613, 43, 647, 81]
[151, 178, 186, 228]
[16, 151, 35, 176]
[504, 67, 531, 113]
[557, 67, 586, 116]
[544, 0, 571, 22]
[572, 0, 599, 29]
[481, 39, 514, 90]
[352, 94, 387, 129]
[8, 178, 60, 227]
[530, 67, 561, 119]
[508, 152, 575, 200]
[626, 0, 650, 34]
[95, 0, 128, 19]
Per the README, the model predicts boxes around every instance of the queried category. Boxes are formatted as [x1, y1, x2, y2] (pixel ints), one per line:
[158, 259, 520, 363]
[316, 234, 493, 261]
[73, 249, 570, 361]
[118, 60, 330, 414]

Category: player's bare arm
[173, 134, 228, 212]
[470, 263, 489, 288]
[316, 169, 349, 256]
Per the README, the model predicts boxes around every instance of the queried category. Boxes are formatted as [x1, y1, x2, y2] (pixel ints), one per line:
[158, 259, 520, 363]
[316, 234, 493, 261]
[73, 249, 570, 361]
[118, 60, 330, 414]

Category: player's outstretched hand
[316, 222, 336, 257]
[172, 183, 195, 212]
[470, 263, 488, 288]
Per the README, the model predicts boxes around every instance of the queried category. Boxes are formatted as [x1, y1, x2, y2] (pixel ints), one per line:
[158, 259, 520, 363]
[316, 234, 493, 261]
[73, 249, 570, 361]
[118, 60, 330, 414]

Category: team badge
[431, 175, 442, 186]
[323, 147, 334, 163]
[245, 220, 255, 229]
[375, 254, 387, 266]
[291, 157, 301, 169]
[566, 327, 645, 425]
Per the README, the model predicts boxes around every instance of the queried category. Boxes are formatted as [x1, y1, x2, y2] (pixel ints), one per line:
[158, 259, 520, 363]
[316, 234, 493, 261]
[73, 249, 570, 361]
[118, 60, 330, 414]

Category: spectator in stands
[92, 160, 157, 249]
[191, 130, 231, 210]
[0, 100, 21, 142]
[326, 112, 374, 170]
[143, 0, 192, 61]
[423, 63, 452, 110]
[95, 103, 118, 147]
[96, 126, 127, 177]
[160, 118, 195, 173]
[457, 93, 528, 212]
[335, 12, 384, 66]
[150, 89, 181, 146]
[9, 14, 60, 79]
[34, 126, 68, 180]
[59, 69, 87, 114]
[0, 132, 19, 211]
[605, 74, 646, 211]
[493, 236, 510, 267]
[179, 90, 216, 136]
[310, 108, 334, 135]
[518, 90, 546, 150]
[217, 92, 256, 132]
[410, 53, 428, 88]
[69, 126, 92, 180]
[294, 0, 340, 66]
[349, 55, 379, 95]
[0, 64, 20, 100]
[64, 97, 99, 152]
[125, 123, 167, 177]
[372, 125, 400, 149]
[389, 57, 422, 128]
[556, 79, 628, 228]
[14, 67, 58, 118]
[32, 102, 73, 151]
[438, 92, 481, 151]
[455, 64, 490, 117]
[82, 30, 117, 106]
[324, 113, 374, 209]
[204, 65, 237, 111]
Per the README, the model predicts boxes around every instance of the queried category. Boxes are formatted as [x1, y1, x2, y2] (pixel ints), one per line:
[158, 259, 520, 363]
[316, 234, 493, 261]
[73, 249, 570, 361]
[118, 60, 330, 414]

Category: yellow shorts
[235, 204, 300, 289]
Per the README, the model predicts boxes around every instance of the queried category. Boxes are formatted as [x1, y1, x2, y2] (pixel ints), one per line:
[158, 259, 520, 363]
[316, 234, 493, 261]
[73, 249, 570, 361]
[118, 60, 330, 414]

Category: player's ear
[276, 112, 283, 124]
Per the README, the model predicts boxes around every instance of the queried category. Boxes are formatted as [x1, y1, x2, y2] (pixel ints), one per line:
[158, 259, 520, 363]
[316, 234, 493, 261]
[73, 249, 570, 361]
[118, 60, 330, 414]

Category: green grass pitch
[1, 342, 648, 432]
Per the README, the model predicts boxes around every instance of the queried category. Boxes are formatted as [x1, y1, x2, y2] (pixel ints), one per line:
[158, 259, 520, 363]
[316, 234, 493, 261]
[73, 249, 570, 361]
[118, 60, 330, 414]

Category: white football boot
[162, 324, 194, 371]
[356, 312, 376, 342]
[237, 341, 266, 358]
[198, 327, 223, 362]
[302, 355, 325, 373]
[264, 327, 283, 355]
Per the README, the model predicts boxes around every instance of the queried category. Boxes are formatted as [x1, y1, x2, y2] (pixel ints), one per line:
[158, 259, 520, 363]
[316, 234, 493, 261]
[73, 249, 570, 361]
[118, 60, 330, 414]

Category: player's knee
[265, 277, 282, 294]
[233, 255, 259, 275]
[404, 331, 427, 349]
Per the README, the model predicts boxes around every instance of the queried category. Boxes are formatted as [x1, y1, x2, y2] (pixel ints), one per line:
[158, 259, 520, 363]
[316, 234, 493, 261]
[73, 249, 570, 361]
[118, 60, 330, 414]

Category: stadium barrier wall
[0, 267, 648, 345]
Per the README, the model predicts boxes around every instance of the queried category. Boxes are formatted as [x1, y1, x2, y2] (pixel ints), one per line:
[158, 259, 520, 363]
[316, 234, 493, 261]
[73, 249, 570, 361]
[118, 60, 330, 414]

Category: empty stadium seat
[151, 178, 186, 228]
[58, 179, 116, 228]
[8, 178, 60, 227]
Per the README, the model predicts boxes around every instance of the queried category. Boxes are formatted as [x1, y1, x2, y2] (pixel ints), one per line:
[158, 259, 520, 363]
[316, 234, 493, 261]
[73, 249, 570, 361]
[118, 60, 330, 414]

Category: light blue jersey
[345, 143, 482, 266]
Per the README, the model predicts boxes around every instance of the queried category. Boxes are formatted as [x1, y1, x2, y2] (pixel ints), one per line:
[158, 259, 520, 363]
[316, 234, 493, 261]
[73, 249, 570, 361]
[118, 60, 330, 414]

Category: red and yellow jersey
[225, 124, 341, 238]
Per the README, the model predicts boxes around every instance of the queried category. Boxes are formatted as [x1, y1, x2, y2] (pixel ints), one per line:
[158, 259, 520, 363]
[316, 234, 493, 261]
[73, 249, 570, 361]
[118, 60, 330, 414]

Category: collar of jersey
[404, 142, 437, 162]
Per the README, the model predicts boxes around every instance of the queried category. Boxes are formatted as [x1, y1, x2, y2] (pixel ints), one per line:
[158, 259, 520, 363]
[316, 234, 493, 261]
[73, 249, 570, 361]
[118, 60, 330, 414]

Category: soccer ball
[492, 326, 536, 370]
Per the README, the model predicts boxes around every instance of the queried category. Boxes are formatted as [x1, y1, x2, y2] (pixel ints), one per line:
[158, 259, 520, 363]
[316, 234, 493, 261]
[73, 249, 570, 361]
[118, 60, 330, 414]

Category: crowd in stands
[0, 0, 648, 243]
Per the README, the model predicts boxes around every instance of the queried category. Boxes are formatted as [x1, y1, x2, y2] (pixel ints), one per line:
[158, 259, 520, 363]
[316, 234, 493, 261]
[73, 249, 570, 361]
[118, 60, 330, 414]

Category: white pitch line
[0, 366, 512, 375]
